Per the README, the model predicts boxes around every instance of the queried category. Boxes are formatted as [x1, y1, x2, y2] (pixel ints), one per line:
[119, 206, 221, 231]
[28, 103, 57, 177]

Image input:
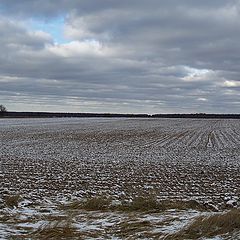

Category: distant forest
[2, 112, 240, 119]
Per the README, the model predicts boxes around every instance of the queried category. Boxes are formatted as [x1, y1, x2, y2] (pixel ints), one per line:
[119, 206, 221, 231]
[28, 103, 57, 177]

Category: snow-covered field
[0, 118, 240, 239]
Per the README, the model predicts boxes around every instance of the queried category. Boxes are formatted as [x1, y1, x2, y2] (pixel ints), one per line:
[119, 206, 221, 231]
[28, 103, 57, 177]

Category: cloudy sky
[0, 1, 240, 113]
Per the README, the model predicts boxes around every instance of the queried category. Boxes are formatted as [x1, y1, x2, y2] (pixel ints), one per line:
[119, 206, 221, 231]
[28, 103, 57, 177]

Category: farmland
[0, 118, 239, 239]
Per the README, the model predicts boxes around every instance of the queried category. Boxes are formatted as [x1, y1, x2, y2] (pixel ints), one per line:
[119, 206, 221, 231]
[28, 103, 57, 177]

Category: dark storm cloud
[0, 0, 231, 17]
[0, 0, 240, 113]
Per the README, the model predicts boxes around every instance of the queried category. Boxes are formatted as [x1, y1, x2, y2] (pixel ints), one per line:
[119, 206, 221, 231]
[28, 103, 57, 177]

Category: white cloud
[223, 80, 240, 87]
[47, 40, 112, 57]
[181, 67, 215, 82]
[197, 97, 208, 101]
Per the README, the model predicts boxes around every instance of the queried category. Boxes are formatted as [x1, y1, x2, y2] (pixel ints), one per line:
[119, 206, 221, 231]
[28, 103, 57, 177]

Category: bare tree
[0, 105, 7, 112]
[0, 104, 7, 117]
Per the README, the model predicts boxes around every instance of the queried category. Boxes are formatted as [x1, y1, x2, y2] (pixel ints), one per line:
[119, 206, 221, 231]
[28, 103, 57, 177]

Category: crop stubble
[0, 118, 239, 208]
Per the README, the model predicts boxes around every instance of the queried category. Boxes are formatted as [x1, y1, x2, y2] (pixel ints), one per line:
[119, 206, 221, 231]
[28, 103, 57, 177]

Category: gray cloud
[0, 1, 240, 113]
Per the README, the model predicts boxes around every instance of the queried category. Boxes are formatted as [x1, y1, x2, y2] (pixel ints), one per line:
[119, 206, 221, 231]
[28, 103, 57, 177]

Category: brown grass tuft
[59, 196, 211, 213]
[59, 197, 111, 211]
[81, 197, 111, 211]
[30, 219, 79, 239]
[162, 199, 211, 211]
[115, 197, 209, 213]
[4, 194, 21, 208]
[167, 209, 240, 239]
[116, 196, 163, 212]
[117, 220, 152, 238]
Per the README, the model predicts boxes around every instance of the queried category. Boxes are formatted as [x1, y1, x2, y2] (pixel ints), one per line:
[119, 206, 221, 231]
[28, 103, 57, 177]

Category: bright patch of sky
[182, 67, 213, 82]
[28, 17, 67, 44]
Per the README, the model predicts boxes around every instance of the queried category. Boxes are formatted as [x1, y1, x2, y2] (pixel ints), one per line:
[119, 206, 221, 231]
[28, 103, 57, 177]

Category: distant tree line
[2, 111, 240, 119]
[152, 113, 240, 119]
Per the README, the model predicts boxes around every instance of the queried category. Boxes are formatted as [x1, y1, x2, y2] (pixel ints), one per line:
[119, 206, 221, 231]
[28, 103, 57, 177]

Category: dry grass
[59, 196, 111, 211]
[59, 196, 211, 213]
[3, 194, 21, 208]
[162, 199, 212, 211]
[29, 219, 79, 240]
[3, 197, 239, 239]
[117, 220, 152, 238]
[115, 197, 211, 213]
[81, 197, 111, 211]
[116, 196, 164, 212]
[167, 209, 240, 239]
